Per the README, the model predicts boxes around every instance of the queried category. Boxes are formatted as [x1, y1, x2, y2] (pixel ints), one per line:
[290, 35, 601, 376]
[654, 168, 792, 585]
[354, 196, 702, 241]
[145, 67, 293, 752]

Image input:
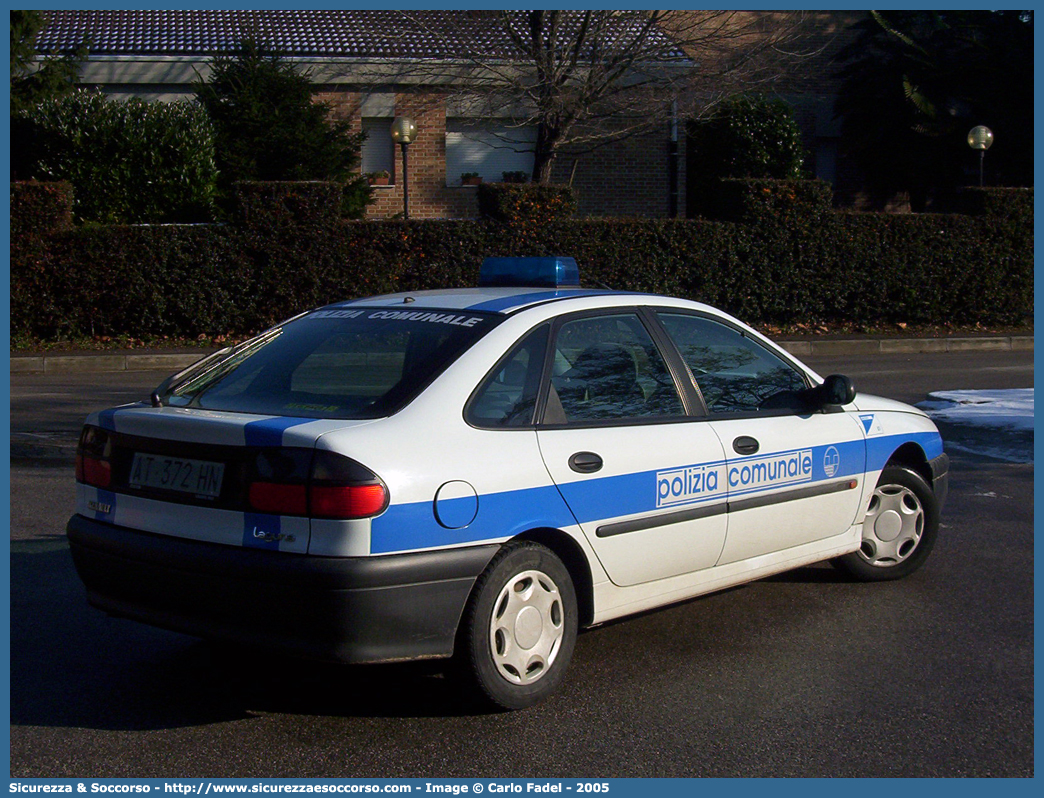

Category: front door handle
[733, 436, 760, 455]
[569, 451, 603, 474]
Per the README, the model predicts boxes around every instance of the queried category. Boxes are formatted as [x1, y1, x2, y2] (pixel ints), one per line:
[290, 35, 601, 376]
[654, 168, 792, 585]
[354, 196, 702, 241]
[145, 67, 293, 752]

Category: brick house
[33, 10, 859, 219]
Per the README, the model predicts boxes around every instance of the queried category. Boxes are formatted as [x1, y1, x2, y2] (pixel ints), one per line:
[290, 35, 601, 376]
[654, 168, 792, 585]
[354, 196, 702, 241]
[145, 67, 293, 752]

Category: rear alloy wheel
[456, 542, 577, 710]
[832, 465, 939, 582]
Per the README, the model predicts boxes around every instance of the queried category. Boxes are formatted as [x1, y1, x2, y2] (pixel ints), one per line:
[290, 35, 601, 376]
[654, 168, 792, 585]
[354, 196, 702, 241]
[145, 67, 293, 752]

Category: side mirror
[819, 374, 856, 407]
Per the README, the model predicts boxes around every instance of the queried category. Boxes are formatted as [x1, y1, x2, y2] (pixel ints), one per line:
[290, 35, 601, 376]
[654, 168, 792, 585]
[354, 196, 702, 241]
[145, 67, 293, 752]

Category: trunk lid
[76, 403, 377, 553]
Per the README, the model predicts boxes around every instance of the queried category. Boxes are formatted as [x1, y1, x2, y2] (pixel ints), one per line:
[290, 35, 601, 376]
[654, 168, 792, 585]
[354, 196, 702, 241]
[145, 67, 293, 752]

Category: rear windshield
[161, 308, 501, 419]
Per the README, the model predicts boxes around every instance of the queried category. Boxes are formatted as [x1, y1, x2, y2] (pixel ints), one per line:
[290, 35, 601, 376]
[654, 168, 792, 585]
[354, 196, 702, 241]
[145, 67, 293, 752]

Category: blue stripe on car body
[466, 289, 610, 313]
[241, 420, 317, 550]
[867, 430, 943, 465]
[93, 489, 117, 524]
[243, 511, 282, 550]
[369, 431, 943, 555]
[555, 439, 868, 523]
[370, 484, 576, 554]
[243, 417, 315, 447]
[89, 397, 942, 559]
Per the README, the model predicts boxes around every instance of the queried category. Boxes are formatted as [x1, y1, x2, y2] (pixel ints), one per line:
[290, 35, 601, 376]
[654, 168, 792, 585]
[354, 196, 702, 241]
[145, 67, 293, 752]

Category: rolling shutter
[446, 121, 536, 185]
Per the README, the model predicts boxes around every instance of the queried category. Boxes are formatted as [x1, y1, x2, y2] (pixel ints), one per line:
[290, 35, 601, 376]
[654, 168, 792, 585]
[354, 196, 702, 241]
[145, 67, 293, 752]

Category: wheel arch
[885, 441, 932, 485]
[512, 527, 595, 628]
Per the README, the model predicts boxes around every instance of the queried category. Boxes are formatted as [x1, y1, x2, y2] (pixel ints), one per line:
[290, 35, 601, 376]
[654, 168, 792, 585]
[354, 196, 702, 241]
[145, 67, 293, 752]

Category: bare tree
[382, 10, 821, 183]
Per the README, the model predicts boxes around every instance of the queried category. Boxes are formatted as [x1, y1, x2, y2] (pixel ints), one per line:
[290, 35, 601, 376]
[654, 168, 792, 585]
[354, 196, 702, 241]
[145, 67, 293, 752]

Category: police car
[67, 257, 948, 709]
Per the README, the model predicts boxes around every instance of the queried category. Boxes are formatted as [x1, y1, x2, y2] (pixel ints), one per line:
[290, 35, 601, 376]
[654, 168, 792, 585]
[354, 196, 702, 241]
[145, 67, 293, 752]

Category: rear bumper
[929, 452, 949, 510]
[66, 514, 498, 664]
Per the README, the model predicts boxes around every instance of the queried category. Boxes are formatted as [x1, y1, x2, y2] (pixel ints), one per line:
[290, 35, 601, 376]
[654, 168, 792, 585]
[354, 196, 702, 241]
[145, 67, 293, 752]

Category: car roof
[327, 287, 675, 315]
[320, 287, 813, 377]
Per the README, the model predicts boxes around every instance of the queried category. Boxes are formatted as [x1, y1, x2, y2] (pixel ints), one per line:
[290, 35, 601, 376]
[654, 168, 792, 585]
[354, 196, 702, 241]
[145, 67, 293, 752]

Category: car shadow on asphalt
[9, 539, 890, 732]
[762, 563, 852, 583]
[10, 541, 496, 732]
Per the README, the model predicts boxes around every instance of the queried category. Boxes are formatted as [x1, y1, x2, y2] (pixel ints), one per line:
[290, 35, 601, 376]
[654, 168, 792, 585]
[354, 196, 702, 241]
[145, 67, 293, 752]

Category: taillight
[309, 450, 388, 520]
[76, 425, 112, 488]
[248, 482, 307, 515]
[81, 457, 112, 487]
[311, 484, 387, 518]
[246, 449, 387, 519]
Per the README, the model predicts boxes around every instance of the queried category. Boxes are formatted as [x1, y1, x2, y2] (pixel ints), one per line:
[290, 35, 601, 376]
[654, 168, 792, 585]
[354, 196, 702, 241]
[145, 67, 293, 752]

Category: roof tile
[34, 10, 685, 60]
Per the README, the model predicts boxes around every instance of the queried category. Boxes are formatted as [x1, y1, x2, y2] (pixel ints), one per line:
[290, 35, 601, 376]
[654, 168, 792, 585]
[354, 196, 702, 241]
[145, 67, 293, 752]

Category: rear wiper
[150, 346, 231, 407]
[150, 327, 284, 407]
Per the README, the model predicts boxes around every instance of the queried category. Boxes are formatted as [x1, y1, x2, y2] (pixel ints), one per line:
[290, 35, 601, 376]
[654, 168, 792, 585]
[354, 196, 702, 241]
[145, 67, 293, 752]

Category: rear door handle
[569, 451, 603, 473]
[733, 436, 760, 455]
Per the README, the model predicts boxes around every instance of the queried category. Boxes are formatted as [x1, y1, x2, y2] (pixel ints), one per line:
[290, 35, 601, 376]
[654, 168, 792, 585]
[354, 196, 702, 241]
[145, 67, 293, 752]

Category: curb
[777, 335, 1033, 357]
[10, 352, 212, 375]
[9, 336, 1034, 375]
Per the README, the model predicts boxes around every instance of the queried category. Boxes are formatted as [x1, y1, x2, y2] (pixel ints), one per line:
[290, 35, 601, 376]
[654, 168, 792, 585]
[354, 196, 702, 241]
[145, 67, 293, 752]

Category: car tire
[454, 541, 577, 710]
[832, 465, 939, 582]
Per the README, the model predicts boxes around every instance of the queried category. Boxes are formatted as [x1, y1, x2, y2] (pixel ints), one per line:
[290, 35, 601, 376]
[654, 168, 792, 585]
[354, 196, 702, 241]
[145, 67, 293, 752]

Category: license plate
[128, 453, 225, 498]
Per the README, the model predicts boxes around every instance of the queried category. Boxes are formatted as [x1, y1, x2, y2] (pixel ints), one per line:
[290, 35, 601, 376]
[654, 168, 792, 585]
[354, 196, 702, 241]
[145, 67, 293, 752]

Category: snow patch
[917, 389, 1034, 432]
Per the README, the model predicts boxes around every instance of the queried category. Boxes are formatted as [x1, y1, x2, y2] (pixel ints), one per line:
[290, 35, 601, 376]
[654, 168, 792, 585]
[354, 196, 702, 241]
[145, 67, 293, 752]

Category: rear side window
[546, 313, 684, 424]
[467, 324, 549, 427]
[162, 308, 500, 419]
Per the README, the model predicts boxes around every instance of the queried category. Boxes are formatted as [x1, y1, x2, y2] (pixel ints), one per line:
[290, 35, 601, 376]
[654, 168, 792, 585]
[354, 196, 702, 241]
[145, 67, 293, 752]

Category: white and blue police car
[68, 257, 948, 709]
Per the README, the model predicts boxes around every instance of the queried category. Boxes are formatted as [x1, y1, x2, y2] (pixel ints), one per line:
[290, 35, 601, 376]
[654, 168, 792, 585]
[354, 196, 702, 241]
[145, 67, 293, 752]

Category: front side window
[657, 313, 808, 414]
[162, 309, 500, 419]
[545, 313, 684, 424]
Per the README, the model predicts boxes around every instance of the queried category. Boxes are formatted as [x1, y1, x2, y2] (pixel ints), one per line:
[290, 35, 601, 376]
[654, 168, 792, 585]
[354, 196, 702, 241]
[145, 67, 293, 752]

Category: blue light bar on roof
[479, 257, 580, 289]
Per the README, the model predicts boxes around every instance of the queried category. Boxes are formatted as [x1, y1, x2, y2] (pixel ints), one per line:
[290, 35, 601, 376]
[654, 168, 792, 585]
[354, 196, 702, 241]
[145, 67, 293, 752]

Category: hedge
[231, 181, 344, 227]
[10, 181, 73, 238]
[710, 178, 833, 223]
[688, 95, 806, 182]
[477, 183, 577, 224]
[950, 187, 1033, 224]
[686, 96, 808, 219]
[14, 91, 216, 224]
[10, 180, 1032, 341]
[11, 225, 242, 341]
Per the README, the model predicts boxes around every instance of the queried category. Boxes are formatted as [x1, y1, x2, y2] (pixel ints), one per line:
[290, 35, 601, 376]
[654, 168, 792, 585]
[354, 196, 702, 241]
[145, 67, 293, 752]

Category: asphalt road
[9, 350, 1034, 777]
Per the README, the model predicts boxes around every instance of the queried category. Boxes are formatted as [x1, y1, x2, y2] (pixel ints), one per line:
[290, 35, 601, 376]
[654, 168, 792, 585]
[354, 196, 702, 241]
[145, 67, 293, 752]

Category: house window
[445, 121, 536, 185]
[361, 118, 395, 180]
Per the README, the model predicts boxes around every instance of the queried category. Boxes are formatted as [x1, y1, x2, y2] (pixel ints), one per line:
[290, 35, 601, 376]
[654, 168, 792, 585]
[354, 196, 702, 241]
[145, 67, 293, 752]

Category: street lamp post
[967, 126, 994, 187]
[390, 117, 417, 219]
